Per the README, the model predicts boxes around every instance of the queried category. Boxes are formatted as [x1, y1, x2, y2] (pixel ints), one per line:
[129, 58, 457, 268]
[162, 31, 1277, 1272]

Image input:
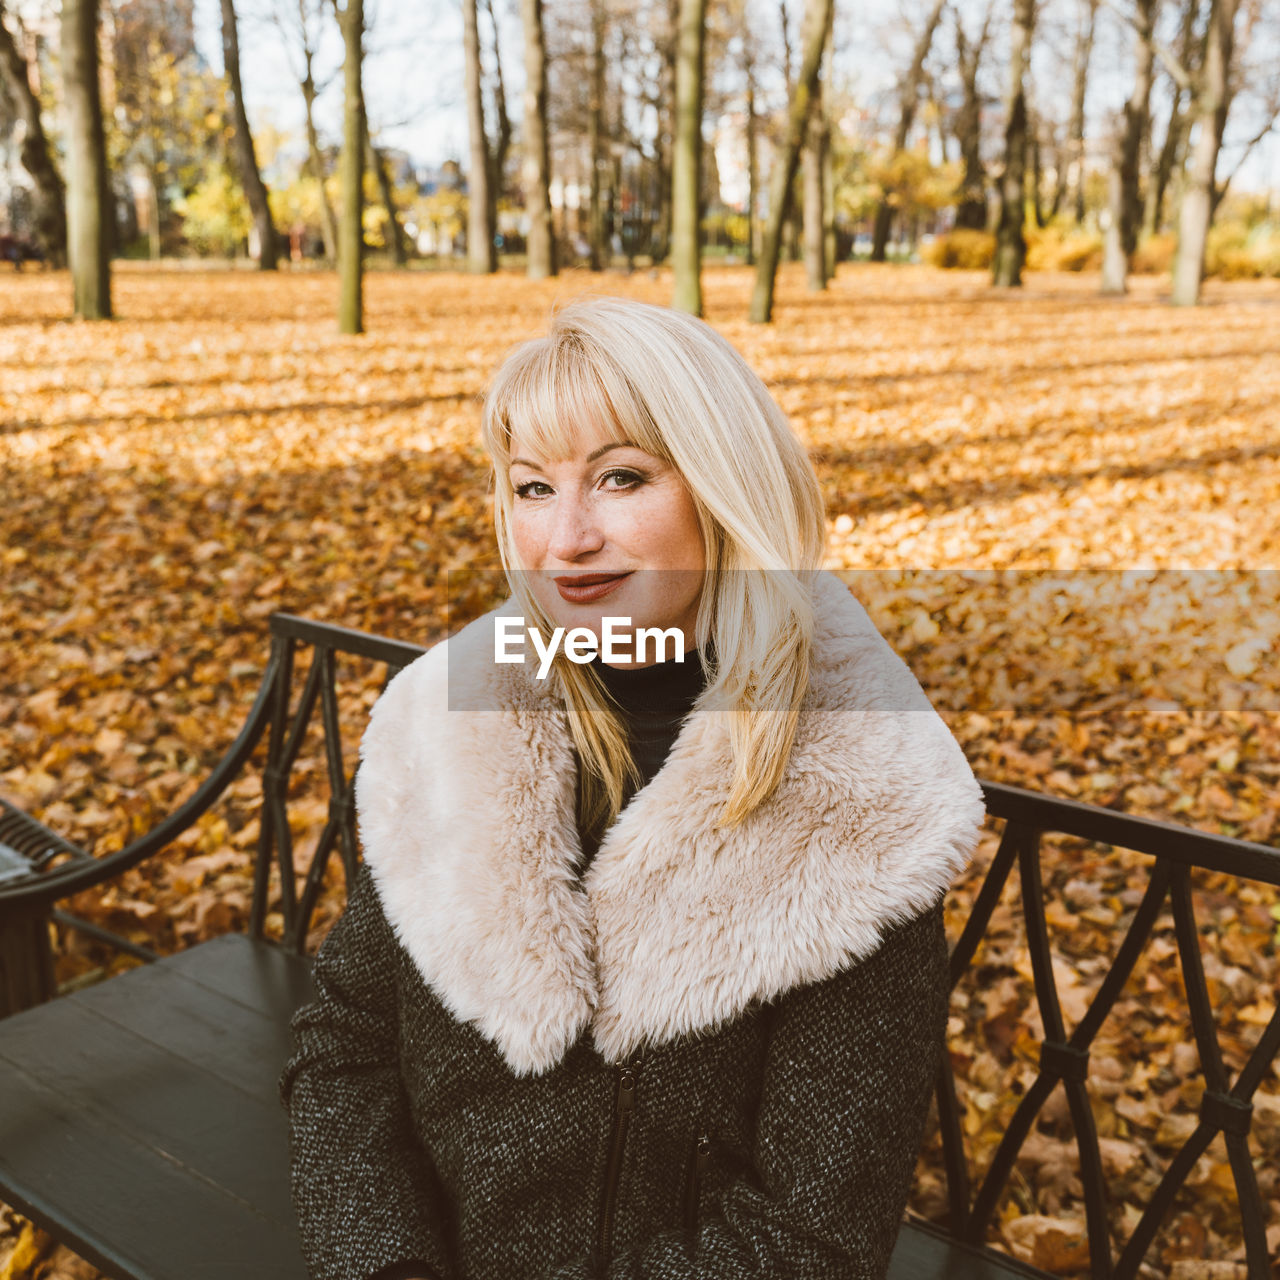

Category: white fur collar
[354, 572, 984, 1075]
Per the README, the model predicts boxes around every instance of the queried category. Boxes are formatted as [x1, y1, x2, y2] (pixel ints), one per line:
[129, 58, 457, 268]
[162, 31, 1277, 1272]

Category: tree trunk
[61, 0, 110, 319]
[802, 42, 827, 291]
[1057, 0, 1096, 225]
[743, 36, 758, 266]
[520, 0, 556, 276]
[748, 0, 834, 323]
[1100, 0, 1154, 294]
[822, 83, 835, 279]
[783, 192, 802, 261]
[869, 202, 892, 260]
[220, 0, 279, 269]
[364, 118, 407, 266]
[113, 177, 136, 253]
[0, 5, 67, 266]
[870, 0, 945, 262]
[1101, 159, 1127, 291]
[337, 0, 364, 333]
[484, 0, 512, 204]
[952, 6, 990, 231]
[588, 0, 605, 270]
[777, 0, 802, 263]
[482, 0, 511, 261]
[609, 144, 622, 255]
[670, 0, 705, 314]
[1172, 0, 1237, 306]
[992, 0, 1035, 288]
[1029, 104, 1047, 228]
[1144, 102, 1183, 235]
[652, 152, 671, 265]
[649, 0, 678, 264]
[1143, 0, 1198, 236]
[463, 0, 496, 273]
[146, 161, 162, 259]
[301, 62, 337, 260]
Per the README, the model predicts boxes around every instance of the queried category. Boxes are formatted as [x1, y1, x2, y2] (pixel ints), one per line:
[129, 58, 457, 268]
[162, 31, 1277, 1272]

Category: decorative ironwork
[935, 783, 1280, 1280]
[245, 615, 425, 951]
[0, 614, 425, 971]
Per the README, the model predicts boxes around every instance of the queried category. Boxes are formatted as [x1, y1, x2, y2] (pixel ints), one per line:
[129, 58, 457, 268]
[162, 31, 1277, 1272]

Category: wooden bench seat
[893, 1218, 1051, 1279]
[0, 935, 313, 1280]
[0, 929, 1046, 1280]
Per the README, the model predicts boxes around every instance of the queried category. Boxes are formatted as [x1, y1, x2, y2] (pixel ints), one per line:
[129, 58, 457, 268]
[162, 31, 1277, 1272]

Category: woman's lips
[553, 572, 632, 604]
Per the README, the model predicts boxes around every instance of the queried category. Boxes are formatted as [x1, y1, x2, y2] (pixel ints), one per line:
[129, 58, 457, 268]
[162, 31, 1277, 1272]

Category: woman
[281, 296, 985, 1280]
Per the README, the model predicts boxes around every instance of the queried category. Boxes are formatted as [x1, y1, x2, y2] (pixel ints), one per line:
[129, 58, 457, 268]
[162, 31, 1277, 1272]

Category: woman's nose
[546, 490, 605, 563]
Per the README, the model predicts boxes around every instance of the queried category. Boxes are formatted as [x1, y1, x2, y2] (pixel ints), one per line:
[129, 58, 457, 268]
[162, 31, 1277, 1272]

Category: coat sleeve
[279, 862, 454, 1280]
[545, 898, 951, 1280]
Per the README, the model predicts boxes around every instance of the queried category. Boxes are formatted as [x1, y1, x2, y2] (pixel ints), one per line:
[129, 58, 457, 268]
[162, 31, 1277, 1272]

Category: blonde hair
[481, 295, 827, 828]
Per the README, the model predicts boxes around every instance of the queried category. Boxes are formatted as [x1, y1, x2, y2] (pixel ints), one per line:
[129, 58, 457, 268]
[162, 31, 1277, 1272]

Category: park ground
[1, 262, 1279, 1277]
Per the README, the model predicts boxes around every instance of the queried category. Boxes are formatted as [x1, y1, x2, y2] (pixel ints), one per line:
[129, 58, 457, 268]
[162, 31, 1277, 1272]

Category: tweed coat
[280, 571, 986, 1280]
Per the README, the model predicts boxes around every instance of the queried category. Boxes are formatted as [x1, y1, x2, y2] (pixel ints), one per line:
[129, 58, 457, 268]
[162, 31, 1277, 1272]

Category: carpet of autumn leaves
[2, 262, 1279, 1279]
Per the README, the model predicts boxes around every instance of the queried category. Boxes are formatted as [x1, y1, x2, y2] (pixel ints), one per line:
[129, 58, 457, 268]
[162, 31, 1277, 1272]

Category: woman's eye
[601, 468, 645, 490]
[514, 480, 553, 499]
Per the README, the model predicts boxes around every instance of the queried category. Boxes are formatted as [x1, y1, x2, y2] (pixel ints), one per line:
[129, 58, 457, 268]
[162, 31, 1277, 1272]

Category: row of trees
[972, 0, 1277, 302]
[411, 0, 1278, 309]
[0, 0, 1276, 327]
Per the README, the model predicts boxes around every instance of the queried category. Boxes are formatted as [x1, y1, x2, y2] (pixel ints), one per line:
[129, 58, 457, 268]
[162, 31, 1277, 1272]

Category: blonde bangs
[483, 329, 669, 475]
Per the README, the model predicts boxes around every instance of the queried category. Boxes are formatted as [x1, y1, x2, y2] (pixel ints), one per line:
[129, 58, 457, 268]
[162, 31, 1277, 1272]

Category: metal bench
[0, 612, 1276, 1279]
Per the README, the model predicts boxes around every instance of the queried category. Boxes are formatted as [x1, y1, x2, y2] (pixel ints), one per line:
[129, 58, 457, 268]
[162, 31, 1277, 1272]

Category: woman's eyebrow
[587, 441, 638, 461]
[510, 441, 639, 469]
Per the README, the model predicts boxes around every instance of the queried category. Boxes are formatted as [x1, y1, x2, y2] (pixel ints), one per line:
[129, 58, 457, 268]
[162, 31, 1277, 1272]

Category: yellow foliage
[1205, 222, 1280, 280]
[174, 168, 252, 258]
[1131, 233, 1177, 274]
[269, 173, 335, 237]
[411, 187, 468, 247]
[1024, 224, 1103, 272]
[867, 147, 960, 216]
[923, 229, 995, 269]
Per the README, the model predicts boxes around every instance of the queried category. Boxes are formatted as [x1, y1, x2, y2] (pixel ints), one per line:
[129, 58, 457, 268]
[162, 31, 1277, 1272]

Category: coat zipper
[682, 1135, 713, 1231]
[598, 1057, 642, 1265]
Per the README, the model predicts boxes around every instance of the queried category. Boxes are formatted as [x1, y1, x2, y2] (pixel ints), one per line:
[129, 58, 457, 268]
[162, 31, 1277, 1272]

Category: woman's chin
[546, 604, 637, 643]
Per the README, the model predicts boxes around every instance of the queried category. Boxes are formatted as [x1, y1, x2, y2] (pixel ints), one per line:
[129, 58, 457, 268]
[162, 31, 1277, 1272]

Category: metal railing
[935, 782, 1280, 1279]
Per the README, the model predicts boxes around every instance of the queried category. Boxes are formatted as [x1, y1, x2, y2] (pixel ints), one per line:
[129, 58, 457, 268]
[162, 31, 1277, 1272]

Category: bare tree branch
[1214, 105, 1280, 207]
[1101, 0, 1195, 92]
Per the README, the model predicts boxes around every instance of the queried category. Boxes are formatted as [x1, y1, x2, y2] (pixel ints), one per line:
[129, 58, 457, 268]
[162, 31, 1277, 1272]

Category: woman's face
[507, 419, 706, 666]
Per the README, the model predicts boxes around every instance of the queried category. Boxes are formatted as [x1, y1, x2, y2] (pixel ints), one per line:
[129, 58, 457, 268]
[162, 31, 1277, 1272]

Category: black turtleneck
[574, 648, 711, 875]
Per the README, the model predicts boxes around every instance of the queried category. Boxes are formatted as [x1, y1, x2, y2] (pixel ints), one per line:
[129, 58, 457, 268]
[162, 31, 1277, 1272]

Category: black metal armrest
[0, 612, 426, 941]
[0, 801, 95, 887]
[978, 779, 1280, 886]
[0, 648, 282, 916]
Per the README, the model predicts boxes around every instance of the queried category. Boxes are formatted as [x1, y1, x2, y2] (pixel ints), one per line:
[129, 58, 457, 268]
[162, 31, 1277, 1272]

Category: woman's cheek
[510, 512, 546, 565]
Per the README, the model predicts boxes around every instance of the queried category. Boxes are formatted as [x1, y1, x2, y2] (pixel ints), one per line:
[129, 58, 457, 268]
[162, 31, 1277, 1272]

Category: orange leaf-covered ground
[1, 263, 1278, 1278]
